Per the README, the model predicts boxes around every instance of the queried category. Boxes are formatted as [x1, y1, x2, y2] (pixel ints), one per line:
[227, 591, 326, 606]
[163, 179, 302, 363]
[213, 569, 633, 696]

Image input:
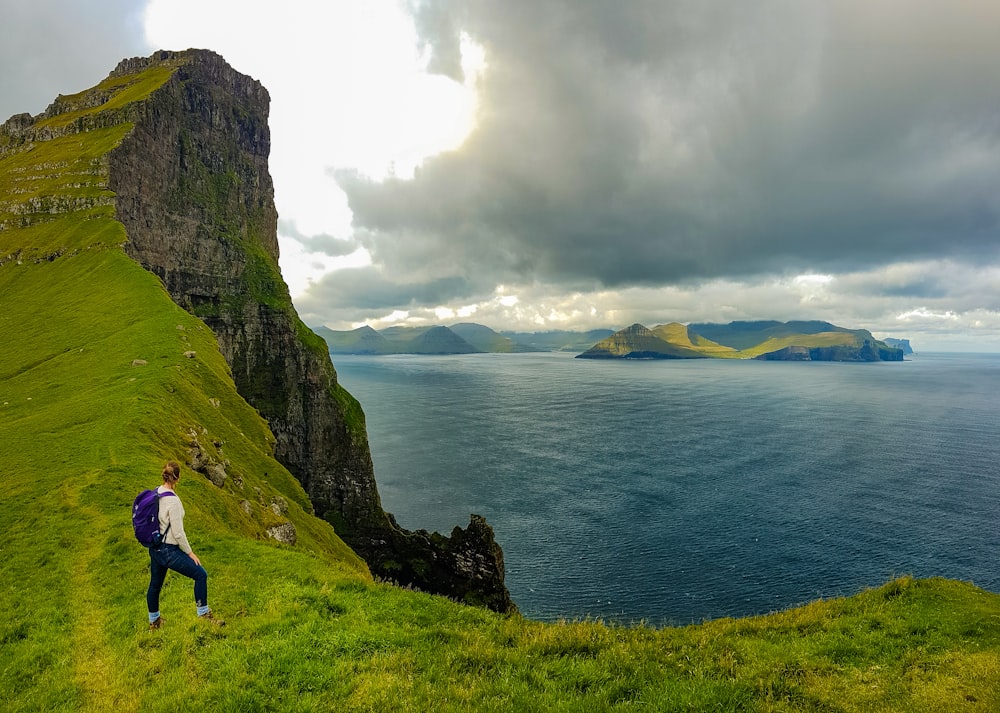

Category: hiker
[146, 461, 224, 629]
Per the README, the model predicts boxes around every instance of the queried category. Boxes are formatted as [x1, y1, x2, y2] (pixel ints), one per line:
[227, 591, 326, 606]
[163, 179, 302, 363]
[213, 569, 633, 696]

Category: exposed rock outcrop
[267, 523, 298, 546]
[95, 49, 513, 612]
[883, 338, 914, 355]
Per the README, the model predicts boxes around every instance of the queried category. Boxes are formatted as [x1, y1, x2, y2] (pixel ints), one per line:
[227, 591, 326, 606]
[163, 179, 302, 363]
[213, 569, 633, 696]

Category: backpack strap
[156, 490, 176, 541]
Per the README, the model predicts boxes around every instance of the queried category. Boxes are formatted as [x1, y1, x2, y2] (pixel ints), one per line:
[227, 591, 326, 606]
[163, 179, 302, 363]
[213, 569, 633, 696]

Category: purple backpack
[132, 489, 175, 547]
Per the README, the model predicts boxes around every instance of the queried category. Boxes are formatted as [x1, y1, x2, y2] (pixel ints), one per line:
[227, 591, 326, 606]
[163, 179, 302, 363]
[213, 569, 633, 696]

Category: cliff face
[107, 50, 387, 533]
[754, 341, 904, 362]
[30, 49, 513, 612]
[884, 338, 914, 355]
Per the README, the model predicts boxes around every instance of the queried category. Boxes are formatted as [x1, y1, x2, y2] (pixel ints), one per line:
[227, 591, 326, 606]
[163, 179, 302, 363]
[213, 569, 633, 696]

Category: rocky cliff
[5, 49, 513, 613]
[883, 338, 914, 355]
[753, 341, 904, 362]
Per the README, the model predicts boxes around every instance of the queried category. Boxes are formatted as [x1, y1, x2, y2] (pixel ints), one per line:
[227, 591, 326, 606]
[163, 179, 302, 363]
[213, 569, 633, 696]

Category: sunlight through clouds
[143, 0, 484, 295]
[791, 273, 834, 305]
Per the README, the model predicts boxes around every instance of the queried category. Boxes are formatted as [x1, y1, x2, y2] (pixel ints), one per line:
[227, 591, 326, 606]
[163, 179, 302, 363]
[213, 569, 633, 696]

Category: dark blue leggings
[147, 544, 208, 611]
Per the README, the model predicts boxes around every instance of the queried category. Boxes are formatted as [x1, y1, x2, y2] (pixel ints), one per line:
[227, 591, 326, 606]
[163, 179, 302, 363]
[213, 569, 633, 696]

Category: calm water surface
[333, 352, 1000, 625]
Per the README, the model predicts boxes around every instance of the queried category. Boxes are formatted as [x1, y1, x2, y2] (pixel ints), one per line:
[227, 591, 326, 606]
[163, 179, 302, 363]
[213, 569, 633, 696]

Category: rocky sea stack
[3, 49, 513, 613]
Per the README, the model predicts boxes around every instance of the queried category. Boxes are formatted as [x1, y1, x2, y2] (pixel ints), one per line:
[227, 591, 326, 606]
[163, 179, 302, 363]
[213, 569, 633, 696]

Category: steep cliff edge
[6, 48, 512, 612]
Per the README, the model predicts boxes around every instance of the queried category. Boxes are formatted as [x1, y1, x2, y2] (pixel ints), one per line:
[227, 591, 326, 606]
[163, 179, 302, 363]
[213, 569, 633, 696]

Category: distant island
[315, 320, 909, 361]
[883, 338, 914, 355]
[313, 323, 613, 355]
[578, 320, 906, 362]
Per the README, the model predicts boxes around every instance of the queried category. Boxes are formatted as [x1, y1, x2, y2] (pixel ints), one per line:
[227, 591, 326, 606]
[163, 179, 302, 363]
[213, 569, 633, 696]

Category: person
[146, 461, 224, 629]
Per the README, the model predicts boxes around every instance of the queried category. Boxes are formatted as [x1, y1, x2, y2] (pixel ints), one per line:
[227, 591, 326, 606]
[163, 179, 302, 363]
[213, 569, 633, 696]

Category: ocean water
[331, 351, 1000, 626]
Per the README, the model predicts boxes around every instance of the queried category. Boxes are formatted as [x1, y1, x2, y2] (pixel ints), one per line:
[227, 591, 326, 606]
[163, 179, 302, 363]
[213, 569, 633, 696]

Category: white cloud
[143, 0, 482, 294]
[897, 308, 959, 322]
[278, 236, 372, 296]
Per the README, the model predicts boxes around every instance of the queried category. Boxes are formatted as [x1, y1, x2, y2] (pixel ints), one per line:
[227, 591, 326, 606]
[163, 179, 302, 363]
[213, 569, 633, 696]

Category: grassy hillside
[739, 331, 861, 358]
[3, 60, 1000, 712]
[650, 323, 741, 358]
[687, 321, 871, 353]
[579, 323, 708, 359]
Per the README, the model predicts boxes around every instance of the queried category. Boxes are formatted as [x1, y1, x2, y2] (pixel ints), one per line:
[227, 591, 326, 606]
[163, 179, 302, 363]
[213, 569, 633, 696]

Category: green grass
[651, 323, 743, 358]
[739, 332, 859, 358]
[4, 52, 1000, 712]
[35, 62, 184, 130]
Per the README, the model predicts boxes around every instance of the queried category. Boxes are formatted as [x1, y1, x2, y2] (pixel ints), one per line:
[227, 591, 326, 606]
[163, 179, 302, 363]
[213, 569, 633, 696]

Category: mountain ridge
[317, 321, 912, 360]
[316, 322, 538, 354]
[579, 320, 905, 361]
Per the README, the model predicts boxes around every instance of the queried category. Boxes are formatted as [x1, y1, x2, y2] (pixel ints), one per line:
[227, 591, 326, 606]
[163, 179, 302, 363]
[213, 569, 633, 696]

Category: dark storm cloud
[875, 278, 949, 300]
[296, 265, 476, 312]
[407, 0, 465, 82]
[0, 1, 151, 121]
[336, 0, 1000, 305]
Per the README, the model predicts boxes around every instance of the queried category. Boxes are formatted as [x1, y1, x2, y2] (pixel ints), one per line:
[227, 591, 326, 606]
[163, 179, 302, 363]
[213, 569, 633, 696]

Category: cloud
[334, 0, 1000, 311]
[278, 219, 360, 257]
[0, 0, 151, 120]
[408, 0, 465, 82]
[295, 265, 476, 314]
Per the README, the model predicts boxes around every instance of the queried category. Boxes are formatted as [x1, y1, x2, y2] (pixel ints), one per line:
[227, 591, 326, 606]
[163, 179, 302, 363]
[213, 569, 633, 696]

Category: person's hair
[162, 461, 181, 483]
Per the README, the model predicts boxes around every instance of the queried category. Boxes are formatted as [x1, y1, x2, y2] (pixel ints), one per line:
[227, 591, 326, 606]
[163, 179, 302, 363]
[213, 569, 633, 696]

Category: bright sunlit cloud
[279, 238, 372, 296]
[897, 308, 959, 322]
[143, 0, 483, 295]
[793, 273, 834, 287]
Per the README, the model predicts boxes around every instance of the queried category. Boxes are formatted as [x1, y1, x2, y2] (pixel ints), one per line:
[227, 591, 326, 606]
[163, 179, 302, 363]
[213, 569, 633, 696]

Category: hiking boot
[149, 616, 165, 631]
[198, 610, 225, 626]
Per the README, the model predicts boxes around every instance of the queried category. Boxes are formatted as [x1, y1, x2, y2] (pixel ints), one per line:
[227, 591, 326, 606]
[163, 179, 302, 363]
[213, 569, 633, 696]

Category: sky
[3, 1, 1000, 351]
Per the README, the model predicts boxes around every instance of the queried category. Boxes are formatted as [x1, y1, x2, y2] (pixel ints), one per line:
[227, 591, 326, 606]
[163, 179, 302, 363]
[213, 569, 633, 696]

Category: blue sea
[332, 352, 1000, 626]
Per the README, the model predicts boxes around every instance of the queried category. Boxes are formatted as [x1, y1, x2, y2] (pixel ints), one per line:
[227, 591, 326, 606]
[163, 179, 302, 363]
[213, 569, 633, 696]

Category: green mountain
[380, 325, 481, 354]
[689, 320, 853, 349]
[313, 325, 395, 354]
[580, 321, 905, 361]
[577, 323, 709, 359]
[450, 322, 539, 352]
[651, 323, 742, 358]
[502, 328, 616, 351]
[315, 322, 539, 354]
[2, 50, 997, 711]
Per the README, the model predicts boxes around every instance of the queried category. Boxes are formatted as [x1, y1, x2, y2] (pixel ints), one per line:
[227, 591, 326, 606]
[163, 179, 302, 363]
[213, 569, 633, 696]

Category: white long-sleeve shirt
[156, 485, 193, 554]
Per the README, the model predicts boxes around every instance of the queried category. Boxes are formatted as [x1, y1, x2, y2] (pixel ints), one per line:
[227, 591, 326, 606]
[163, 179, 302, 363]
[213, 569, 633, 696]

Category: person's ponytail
[162, 461, 181, 483]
